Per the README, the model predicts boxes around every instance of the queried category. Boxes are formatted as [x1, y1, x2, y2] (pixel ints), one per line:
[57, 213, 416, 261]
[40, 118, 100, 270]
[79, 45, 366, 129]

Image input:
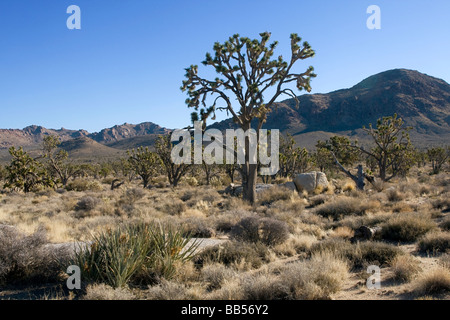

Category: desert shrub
[432, 197, 450, 212]
[201, 263, 236, 291]
[157, 198, 187, 216]
[279, 251, 349, 299]
[75, 196, 101, 211]
[309, 238, 402, 270]
[257, 186, 296, 206]
[413, 268, 450, 296]
[181, 217, 216, 238]
[385, 188, 405, 202]
[71, 222, 199, 288]
[0, 225, 70, 285]
[390, 255, 421, 282]
[418, 232, 450, 254]
[230, 216, 289, 246]
[314, 196, 373, 220]
[307, 194, 328, 208]
[145, 279, 198, 300]
[241, 273, 290, 300]
[381, 213, 437, 242]
[273, 234, 317, 256]
[195, 241, 270, 270]
[82, 283, 136, 300]
[66, 179, 102, 192]
[440, 216, 450, 231]
[124, 188, 146, 202]
[439, 253, 450, 269]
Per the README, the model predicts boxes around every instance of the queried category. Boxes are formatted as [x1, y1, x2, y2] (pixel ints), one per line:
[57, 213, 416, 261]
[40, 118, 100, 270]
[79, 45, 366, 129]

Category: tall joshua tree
[181, 32, 316, 203]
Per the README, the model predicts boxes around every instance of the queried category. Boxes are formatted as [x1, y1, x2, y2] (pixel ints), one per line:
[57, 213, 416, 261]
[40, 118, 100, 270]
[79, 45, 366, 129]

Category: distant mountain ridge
[0, 68, 449, 160]
[0, 122, 169, 150]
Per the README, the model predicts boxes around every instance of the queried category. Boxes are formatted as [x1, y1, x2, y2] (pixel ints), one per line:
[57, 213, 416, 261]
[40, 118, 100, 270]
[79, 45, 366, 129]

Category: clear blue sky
[1, 0, 449, 133]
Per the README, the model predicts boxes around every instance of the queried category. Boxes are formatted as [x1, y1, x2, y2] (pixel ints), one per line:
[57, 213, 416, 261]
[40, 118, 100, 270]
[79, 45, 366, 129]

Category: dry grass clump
[230, 216, 290, 246]
[307, 194, 329, 208]
[330, 226, 355, 240]
[0, 225, 70, 285]
[194, 241, 270, 270]
[156, 198, 187, 216]
[309, 238, 403, 270]
[201, 263, 236, 291]
[273, 234, 317, 256]
[180, 217, 216, 238]
[75, 195, 101, 211]
[381, 212, 437, 242]
[314, 196, 377, 220]
[65, 179, 102, 192]
[257, 186, 297, 206]
[417, 231, 450, 255]
[241, 272, 290, 300]
[385, 188, 406, 202]
[439, 253, 450, 269]
[145, 279, 201, 300]
[412, 268, 450, 296]
[82, 283, 137, 300]
[390, 255, 422, 282]
[279, 251, 349, 299]
[440, 215, 450, 231]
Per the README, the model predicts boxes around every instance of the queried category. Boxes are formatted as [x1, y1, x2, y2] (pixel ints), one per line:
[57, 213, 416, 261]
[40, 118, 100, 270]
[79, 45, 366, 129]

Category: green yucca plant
[72, 222, 200, 288]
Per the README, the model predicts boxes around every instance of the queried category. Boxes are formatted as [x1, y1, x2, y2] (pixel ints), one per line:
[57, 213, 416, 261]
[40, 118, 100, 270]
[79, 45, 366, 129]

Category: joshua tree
[127, 147, 161, 188]
[155, 135, 191, 187]
[4, 147, 54, 192]
[42, 135, 80, 186]
[357, 114, 413, 181]
[427, 146, 449, 174]
[181, 32, 316, 203]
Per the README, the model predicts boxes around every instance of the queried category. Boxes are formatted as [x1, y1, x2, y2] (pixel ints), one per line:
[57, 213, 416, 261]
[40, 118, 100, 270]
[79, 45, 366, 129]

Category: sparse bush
[257, 186, 296, 206]
[195, 241, 270, 270]
[0, 225, 69, 285]
[390, 255, 421, 282]
[145, 279, 198, 300]
[279, 251, 349, 299]
[314, 196, 373, 220]
[201, 263, 236, 290]
[75, 196, 101, 211]
[381, 212, 437, 242]
[181, 218, 216, 238]
[82, 283, 136, 300]
[158, 198, 187, 216]
[413, 268, 450, 296]
[418, 232, 450, 254]
[308, 194, 328, 207]
[241, 273, 290, 300]
[385, 188, 405, 202]
[439, 253, 450, 269]
[440, 216, 450, 231]
[66, 179, 102, 192]
[309, 238, 402, 270]
[230, 216, 289, 246]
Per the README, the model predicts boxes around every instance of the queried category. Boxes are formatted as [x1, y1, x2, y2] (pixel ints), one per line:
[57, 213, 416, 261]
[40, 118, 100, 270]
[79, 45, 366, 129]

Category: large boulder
[293, 171, 328, 192]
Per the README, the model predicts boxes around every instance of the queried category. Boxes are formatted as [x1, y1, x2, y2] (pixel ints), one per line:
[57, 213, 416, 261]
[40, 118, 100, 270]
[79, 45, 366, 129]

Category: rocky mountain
[0, 122, 168, 150]
[209, 69, 450, 147]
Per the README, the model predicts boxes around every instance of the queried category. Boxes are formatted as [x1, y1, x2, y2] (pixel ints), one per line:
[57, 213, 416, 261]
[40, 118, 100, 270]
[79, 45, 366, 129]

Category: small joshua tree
[5, 147, 53, 192]
[127, 147, 161, 188]
[427, 146, 449, 175]
[155, 135, 191, 187]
